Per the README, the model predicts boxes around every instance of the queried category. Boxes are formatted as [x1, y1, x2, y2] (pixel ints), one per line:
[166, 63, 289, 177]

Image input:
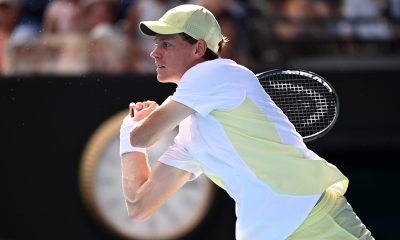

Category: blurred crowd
[0, 0, 399, 76]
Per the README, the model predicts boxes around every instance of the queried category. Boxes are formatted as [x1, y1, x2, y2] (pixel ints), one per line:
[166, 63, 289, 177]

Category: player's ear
[194, 40, 207, 58]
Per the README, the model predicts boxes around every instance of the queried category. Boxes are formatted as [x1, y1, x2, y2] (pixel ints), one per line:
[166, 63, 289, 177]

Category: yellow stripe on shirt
[211, 98, 348, 195]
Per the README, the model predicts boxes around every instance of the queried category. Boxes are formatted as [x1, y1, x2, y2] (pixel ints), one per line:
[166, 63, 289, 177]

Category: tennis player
[119, 4, 373, 240]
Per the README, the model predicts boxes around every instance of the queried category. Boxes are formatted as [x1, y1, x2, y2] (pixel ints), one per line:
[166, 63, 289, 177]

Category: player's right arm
[121, 153, 192, 220]
[130, 97, 195, 148]
[120, 99, 195, 220]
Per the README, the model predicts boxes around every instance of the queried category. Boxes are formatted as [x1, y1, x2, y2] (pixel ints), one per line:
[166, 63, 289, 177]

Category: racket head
[256, 69, 339, 142]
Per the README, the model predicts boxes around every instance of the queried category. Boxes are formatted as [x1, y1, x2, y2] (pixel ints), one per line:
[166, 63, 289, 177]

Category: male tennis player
[119, 4, 373, 239]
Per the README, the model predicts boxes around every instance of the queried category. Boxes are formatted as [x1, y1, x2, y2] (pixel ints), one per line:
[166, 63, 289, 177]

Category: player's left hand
[128, 100, 159, 121]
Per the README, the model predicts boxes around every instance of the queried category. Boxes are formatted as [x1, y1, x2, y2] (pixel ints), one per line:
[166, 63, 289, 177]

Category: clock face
[79, 111, 215, 240]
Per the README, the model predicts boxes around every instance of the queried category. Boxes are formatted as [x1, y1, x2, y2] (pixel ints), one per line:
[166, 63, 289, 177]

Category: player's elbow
[126, 207, 147, 220]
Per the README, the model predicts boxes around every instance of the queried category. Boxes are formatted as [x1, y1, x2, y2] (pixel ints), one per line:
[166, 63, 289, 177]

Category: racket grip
[130, 107, 134, 117]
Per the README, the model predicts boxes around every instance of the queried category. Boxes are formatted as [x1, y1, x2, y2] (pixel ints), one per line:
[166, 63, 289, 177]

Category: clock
[79, 110, 216, 240]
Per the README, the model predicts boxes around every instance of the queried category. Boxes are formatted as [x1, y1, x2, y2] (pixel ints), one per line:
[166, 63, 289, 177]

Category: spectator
[309, 0, 342, 39]
[342, 0, 380, 20]
[42, 0, 84, 34]
[0, 0, 22, 73]
[83, 0, 117, 32]
[89, 23, 128, 74]
[3, 25, 40, 75]
[84, 0, 129, 74]
[38, 33, 89, 74]
[274, 0, 317, 41]
[338, 0, 393, 40]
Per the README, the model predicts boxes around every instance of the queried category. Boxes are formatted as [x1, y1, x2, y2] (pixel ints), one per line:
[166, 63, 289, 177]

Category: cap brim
[139, 21, 183, 36]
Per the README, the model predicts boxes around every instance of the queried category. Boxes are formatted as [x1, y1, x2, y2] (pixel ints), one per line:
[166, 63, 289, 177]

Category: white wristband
[119, 119, 147, 157]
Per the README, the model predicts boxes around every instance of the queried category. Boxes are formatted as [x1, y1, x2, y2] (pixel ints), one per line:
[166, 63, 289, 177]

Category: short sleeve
[158, 134, 202, 181]
[172, 59, 247, 116]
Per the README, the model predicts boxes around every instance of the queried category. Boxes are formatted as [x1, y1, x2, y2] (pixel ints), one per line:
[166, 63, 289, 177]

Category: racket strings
[259, 73, 337, 138]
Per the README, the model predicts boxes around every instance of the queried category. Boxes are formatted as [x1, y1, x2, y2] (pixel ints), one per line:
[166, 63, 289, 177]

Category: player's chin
[156, 74, 177, 84]
[156, 75, 168, 83]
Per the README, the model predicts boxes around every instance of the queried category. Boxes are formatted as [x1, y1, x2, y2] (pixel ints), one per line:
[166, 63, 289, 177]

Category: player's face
[150, 34, 200, 84]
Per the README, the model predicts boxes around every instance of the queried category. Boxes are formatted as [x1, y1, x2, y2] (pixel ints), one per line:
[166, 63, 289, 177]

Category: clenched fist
[128, 100, 159, 121]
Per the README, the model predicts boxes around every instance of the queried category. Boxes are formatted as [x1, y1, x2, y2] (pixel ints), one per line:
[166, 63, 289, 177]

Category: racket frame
[256, 69, 340, 142]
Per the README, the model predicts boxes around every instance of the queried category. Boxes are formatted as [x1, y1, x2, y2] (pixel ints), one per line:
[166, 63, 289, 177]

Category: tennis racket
[256, 69, 339, 142]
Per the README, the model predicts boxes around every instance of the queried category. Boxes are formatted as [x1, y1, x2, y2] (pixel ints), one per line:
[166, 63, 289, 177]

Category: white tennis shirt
[158, 59, 348, 240]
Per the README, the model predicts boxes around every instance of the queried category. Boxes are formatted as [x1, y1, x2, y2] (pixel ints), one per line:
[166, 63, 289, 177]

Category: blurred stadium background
[1, 0, 399, 239]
